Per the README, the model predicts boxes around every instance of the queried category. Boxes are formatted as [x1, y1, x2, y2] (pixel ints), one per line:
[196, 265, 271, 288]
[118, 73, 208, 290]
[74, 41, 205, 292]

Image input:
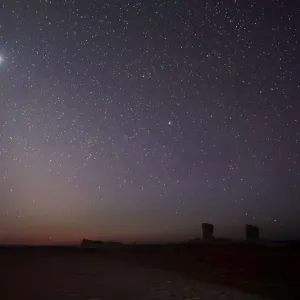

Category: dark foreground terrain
[116, 243, 300, 300]
[0, 243, 299, 300]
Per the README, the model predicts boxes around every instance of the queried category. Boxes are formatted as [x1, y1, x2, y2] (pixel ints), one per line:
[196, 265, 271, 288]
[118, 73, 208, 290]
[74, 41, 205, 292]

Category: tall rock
[202, 223, 214, 241]
[245, 224, 260, 242]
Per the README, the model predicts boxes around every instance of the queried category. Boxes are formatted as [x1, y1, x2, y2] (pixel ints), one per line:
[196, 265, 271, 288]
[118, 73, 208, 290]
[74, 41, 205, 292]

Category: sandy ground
[1, 251, 274, 300]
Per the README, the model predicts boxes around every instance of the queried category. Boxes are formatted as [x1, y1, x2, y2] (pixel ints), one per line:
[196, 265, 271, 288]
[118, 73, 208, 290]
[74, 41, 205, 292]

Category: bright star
[0, 56, 4, 64]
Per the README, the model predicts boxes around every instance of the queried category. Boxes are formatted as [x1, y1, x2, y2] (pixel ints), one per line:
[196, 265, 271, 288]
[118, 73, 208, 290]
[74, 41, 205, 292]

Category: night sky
[0, 0, 299, 245]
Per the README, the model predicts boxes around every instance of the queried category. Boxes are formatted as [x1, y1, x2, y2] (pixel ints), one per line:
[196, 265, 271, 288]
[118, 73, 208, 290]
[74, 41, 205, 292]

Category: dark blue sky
[0, 0, 299, 244]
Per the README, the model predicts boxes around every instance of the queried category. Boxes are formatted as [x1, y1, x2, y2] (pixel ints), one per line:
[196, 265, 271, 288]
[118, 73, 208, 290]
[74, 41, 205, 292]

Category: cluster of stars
[0, 0, 299, 243]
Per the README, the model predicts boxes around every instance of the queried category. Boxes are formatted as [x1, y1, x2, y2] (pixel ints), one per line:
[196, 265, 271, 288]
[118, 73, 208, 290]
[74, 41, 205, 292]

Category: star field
[0, 0, 299, 244]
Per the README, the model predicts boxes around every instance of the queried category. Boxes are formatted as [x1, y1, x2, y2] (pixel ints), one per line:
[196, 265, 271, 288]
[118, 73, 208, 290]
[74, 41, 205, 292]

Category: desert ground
[1, 244, 299, 300]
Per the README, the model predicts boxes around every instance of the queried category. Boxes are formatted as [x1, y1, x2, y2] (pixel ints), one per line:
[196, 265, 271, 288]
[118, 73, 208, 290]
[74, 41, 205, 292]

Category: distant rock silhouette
[80, 239, 123, 248]
[202, 223, 214, 241]
[245, 224, 260, 242]
[188, 237, 202, 244]
[214, 237, 232, 244]
[80, 239, 103, 248]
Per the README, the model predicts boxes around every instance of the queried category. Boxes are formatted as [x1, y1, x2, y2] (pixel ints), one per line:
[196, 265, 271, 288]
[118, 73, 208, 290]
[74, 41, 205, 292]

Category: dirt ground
[0, 245, 298, 300]
[115, 243, 299, 300]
